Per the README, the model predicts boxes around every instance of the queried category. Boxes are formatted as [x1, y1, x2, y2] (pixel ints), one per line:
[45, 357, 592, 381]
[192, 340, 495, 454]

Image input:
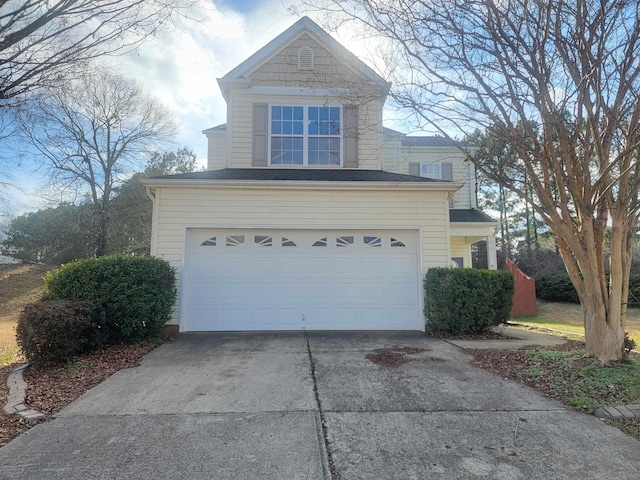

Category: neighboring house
[142, 16, 497, 333]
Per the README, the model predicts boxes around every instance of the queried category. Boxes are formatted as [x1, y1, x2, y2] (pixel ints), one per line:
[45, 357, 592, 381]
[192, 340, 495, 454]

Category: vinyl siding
[450, 236, 473, 268]
[206, 130, 227, 170]
[226, 89, 382, 170]
[153, 186, 451, 325]
[248, 34, 364, 87]
[386, 145, 473, 209]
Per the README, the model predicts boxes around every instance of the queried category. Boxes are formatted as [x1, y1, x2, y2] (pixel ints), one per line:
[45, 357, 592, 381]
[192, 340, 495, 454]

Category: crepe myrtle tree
[19, 71, 176, 257]
[300, 0, 640, 362]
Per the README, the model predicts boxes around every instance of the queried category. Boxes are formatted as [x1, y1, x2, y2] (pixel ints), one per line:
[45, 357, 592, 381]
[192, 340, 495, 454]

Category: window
[390, 238, 406, 247]
[336, 236, 354, 247]
[420, 162, 442, 179]
[312, 237, 328, 247]
[254, 235, 273, 247]
[226, 235, 245, 247]
[363, 236, 382, 247]
[270, 105, 341, 166]
[201, 237, 217, 246]
[281, 237, 298, 247]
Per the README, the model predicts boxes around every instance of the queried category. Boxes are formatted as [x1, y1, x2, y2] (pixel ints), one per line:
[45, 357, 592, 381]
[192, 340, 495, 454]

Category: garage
[182, 229, 422, 331]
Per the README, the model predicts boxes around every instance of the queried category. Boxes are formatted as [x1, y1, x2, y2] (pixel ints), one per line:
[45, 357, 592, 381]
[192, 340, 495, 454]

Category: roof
[217, 16, 390, 99]
[449, 209, 496, 223]
[402, 136, 461, 148]
[149, 168, 449, 183]
[202, 123, 226, 134]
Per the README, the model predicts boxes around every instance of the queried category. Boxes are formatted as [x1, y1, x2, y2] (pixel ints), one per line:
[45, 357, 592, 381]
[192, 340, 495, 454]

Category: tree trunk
[95, 209, 109, 257]
[581, 276, 625, 362]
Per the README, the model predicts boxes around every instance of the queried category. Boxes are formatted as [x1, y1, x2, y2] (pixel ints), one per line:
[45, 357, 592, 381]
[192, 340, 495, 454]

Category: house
[142, 16, 497, 333]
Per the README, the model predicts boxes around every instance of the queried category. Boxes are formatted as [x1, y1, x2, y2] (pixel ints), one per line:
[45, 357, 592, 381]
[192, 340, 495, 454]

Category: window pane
[293, 121, 303, 135]
[293, 107, 303, 120]
[292, 151, 303, 164]
[320, 108, 329, 120]
[330, 107, 340, 120]
[330, 151, 340, 165]
[283, 122, 292, 134]
[309, 122, 318, 135]
[309, 151, 318, 164]
[283, 106, 292, 120]
[309, 107, 318, 120]
[272, 106, 281, 120]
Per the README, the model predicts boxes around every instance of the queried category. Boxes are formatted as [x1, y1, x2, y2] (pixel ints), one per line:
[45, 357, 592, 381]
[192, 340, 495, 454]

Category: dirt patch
[365, 345, 442, 368]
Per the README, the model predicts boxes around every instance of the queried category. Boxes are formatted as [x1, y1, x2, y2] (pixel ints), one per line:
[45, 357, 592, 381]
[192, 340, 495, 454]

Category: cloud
[7, 0, 397, 215]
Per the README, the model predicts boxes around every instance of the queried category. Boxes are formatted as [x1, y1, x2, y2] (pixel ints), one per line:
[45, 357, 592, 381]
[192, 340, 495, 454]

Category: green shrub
[17, 300, 108, 363]
[537, 273, 580, 303]
[538, 270, 640, 307]
[44, 255, 176, 343]
[424, 268, 514, 334]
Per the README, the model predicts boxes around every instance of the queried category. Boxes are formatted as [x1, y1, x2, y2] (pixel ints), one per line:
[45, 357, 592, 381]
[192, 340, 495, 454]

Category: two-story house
[142, 17, 497, 333]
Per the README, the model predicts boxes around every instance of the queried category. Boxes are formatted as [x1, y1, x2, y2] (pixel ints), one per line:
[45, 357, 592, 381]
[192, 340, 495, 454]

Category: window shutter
[442, 162, 453, 180]
[409, 162, 420, 176]
[253, 103, 268, 166]
[343, 105, 358, 168]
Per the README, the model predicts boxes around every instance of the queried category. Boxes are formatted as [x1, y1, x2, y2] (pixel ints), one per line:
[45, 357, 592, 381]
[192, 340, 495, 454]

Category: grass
[0, 263, 54, 367]
[515, 300, 640, 344]
[513, 343, 640, 439]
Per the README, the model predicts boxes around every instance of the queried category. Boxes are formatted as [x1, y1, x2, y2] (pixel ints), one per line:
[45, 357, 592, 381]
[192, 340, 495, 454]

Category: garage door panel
[183, 229, 421, 331]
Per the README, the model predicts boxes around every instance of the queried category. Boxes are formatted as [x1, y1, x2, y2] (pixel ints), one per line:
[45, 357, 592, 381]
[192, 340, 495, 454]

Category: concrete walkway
[0, 332, 638, 479]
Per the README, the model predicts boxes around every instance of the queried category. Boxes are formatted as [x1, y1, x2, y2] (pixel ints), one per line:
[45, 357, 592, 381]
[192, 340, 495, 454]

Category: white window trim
[419, 162, 442, 179]
[268, 103, 343, 167]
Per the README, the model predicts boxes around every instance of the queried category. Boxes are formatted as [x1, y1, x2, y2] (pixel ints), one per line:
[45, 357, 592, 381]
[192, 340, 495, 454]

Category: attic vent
[298, 47, 314, 70]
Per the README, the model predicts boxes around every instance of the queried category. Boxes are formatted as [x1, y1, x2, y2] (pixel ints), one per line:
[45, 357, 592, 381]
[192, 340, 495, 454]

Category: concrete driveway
[0, 332, 638, 479]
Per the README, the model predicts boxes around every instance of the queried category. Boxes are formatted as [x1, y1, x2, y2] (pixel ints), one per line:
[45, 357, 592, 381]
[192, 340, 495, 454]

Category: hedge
[17, 300, 108, 363]
[43, 255, 176, 343]
[538, 270, 640, 307]
[424, 268, 514, 334]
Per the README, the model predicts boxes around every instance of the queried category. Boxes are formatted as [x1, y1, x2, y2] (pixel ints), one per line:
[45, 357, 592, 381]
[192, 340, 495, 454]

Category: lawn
[0, 263, 53, 366]
[514, 300, 640, 344]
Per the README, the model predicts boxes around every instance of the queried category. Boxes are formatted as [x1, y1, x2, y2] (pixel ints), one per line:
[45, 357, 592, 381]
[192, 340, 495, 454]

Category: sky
[2, 0, 407, 219]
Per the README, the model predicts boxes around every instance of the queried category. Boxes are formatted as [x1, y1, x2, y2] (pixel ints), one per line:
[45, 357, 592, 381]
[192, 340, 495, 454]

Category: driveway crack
[304, 331, 340, 480]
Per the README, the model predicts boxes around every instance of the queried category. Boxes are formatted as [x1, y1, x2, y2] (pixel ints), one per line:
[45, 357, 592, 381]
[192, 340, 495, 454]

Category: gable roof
[217, 16, 390, 100]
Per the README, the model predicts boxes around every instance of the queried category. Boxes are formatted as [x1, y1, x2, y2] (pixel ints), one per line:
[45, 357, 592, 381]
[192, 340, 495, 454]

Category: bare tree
[19, 71, 176, 257]
[301, 0, 640, 361]
[0, 0, 196, 101]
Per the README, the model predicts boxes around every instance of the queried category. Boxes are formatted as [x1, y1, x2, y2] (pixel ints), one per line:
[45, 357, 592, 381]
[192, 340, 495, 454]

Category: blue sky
[1, 0, 409, 218]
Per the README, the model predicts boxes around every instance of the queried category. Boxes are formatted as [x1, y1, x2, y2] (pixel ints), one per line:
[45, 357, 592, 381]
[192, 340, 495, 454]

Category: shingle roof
[449, 209, 496, 223]
[202, 123, 227, 134]
[402, 136, 460, 147]
[150, 168, 449, 183]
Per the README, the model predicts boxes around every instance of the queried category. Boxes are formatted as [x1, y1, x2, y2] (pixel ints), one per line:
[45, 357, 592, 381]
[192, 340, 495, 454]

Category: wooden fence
[505, 258, 537, 318]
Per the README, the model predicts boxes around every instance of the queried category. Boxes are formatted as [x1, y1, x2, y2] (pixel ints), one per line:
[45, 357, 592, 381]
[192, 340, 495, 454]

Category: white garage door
[183, 229, 421, 331]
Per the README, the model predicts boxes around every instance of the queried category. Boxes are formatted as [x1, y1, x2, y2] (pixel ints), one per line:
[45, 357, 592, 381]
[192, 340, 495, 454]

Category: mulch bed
[0, 341, 161, 447]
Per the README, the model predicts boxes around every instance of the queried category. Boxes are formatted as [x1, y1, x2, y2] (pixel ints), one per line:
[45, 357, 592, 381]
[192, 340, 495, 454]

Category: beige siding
[450, 236, 472, 268]
[206, 130, 227, 170]
[154, 186, 451, 325]
[382, 137, 403, 172]
[249, 34, 364, 88]
[226, 89, 383, 170]
[389, 145, 473, 208]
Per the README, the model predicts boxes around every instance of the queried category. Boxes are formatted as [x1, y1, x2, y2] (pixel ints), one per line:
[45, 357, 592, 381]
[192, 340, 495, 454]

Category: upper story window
[420, 162, 442, 179]
[270, 105, 342, 166]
